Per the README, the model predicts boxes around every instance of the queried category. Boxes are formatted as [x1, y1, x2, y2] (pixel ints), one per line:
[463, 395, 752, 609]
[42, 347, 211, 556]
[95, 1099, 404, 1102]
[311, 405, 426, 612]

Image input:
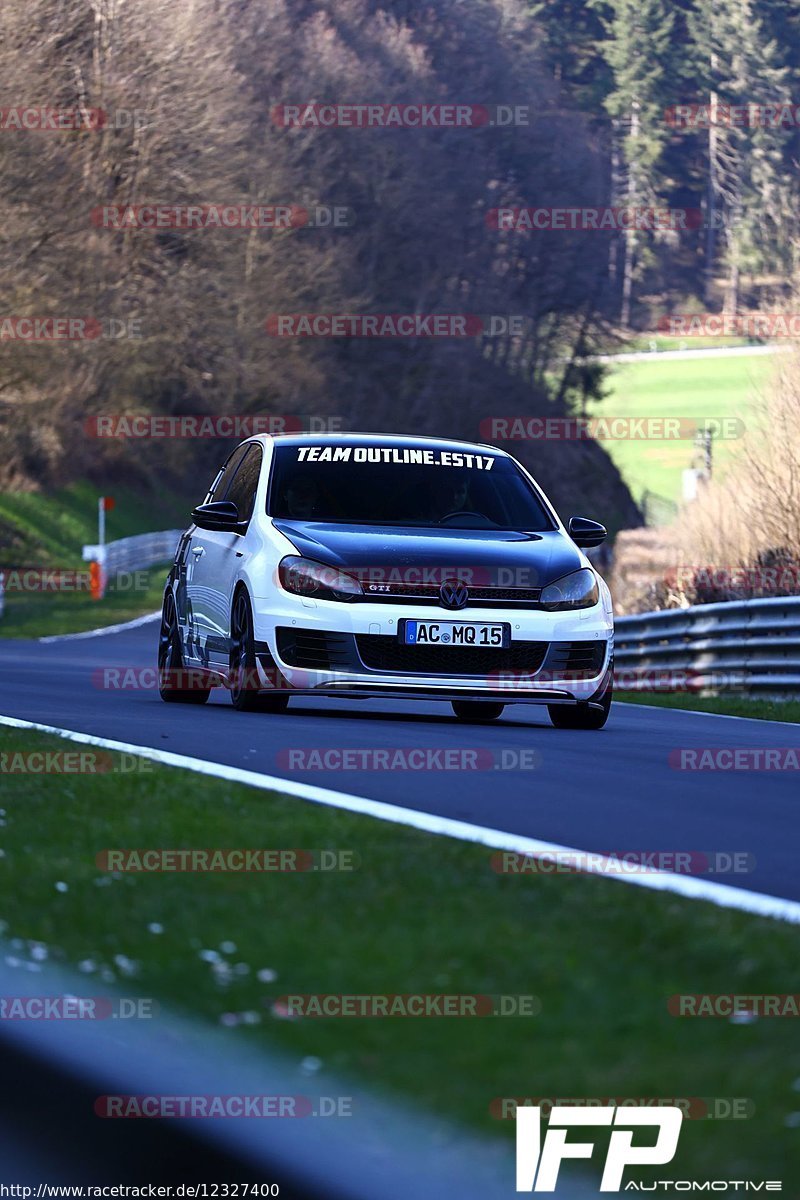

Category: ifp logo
[516, 1104, 683, 1191]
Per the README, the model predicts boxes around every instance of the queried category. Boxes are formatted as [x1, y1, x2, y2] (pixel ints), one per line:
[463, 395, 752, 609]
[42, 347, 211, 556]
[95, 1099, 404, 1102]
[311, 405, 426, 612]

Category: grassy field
[0, 481, 190, 638]
[0, 480, 189, 566]
[618, 692, 800, 724]
[0, 564, 168, 638]
[1, 725, 799, 1186]
[589, 350, 778, 507]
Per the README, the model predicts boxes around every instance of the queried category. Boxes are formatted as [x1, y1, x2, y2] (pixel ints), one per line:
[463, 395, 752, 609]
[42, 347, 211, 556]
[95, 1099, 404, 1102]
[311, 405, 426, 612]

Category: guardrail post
[89, 560, 103, 601]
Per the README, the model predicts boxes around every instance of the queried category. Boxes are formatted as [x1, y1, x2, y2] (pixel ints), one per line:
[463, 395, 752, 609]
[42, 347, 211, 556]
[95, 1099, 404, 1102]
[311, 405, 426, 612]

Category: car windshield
[268, 443, 555, 530]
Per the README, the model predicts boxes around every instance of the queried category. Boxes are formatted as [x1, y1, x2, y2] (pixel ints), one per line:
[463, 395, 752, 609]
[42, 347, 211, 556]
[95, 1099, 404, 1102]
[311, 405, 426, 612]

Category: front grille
[355, 635, 548, 676]
[276, 628, 355, 670]
[274, 629, 605, 681]
[359, 582, 542, 607]
[469, 586, 541, 602]
[545, 641, 606, 677]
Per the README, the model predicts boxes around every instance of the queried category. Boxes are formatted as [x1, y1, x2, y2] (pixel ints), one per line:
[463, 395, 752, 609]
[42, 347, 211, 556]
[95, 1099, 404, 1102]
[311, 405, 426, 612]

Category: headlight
[540, 568, 599, 611]
[278, 556, 363, 602]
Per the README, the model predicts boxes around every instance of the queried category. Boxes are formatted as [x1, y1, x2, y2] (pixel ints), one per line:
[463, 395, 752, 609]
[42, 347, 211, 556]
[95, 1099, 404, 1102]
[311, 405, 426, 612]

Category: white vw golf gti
[158, 433, 614, 727]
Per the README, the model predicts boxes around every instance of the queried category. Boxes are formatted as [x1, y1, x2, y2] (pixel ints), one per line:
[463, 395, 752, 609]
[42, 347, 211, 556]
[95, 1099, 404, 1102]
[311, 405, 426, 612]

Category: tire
[158, 593, 211, 704]
[451, 700, 505, 722]
[548, 679, 612, 730]
[229, 589, 290, 713]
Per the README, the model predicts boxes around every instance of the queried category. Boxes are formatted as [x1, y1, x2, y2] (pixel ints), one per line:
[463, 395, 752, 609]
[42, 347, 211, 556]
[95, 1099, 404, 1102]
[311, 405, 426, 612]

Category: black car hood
[271, 521, 583, 589]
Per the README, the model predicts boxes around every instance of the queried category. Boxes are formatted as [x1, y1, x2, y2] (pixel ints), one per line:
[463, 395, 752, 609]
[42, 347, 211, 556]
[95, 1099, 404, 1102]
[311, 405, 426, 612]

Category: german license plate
[401, 620, 510, 648]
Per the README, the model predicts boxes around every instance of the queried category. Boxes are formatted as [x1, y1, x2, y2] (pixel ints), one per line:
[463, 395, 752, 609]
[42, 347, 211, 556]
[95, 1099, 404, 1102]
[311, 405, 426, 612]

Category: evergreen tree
[591, 0, 676, 325]
[688, 0, 795, 310]
[529, 0, 612, 116]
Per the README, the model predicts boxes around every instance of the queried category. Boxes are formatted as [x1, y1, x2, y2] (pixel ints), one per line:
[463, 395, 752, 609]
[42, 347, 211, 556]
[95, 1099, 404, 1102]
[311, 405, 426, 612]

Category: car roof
[245, 431, 510, 456]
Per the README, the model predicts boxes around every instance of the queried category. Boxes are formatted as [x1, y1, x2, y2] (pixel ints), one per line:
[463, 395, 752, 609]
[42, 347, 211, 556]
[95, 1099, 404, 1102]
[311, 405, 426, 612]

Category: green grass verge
[0, 481, 189, 637]
[618, 691, 800, 724]
[0, 564, 168, 639]
[590, 352, 777, 508]
[1, 726, 799, 1184]
[0, 481, 188, 567]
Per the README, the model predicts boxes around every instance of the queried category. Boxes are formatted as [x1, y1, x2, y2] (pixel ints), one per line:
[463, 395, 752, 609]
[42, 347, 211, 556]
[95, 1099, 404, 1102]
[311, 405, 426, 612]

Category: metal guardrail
[614, 596, 800, 697]
[78, 528, 183, 599]
[82, 528, 184, 576]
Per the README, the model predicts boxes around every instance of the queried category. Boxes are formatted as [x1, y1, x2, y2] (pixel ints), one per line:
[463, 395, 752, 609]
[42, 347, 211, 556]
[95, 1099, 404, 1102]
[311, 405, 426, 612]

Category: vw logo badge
[439, 579, 469, 610]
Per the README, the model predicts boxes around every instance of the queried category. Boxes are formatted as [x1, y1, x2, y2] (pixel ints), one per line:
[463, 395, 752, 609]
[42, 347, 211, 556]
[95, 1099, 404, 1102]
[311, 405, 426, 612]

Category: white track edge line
[1, 712, 799, 925]
[38, 611, 161, 643]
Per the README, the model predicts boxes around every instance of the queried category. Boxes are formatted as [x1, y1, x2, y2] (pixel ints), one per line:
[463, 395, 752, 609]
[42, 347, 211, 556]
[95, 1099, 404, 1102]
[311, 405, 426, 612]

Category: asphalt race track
[0, 620, 797, 902]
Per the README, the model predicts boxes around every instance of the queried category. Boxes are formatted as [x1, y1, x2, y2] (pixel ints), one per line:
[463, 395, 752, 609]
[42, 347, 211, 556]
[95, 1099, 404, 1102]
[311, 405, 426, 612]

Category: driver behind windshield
[284, 477, 322, 520]
[429, 476, 470, 521]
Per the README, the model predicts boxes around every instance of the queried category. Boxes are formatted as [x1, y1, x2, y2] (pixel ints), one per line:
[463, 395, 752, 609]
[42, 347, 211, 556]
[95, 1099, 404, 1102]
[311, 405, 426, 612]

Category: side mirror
[191, 500, 241, 533]
[568, 516, 607, 547]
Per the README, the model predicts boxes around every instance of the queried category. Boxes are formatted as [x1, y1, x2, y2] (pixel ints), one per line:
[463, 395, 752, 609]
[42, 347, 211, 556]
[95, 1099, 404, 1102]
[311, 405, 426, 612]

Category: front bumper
[250, 594, 613, 705]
